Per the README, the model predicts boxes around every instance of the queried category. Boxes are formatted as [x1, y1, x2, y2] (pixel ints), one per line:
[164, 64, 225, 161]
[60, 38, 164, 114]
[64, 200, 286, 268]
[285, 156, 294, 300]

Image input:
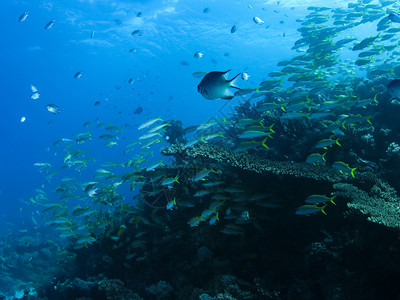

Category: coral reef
[334, 173, 400, 229]
[145, 281, 173, 300]
[47, 276, 142, 300]
[161, 143, 345, 182]
[12, 3, 400, 300]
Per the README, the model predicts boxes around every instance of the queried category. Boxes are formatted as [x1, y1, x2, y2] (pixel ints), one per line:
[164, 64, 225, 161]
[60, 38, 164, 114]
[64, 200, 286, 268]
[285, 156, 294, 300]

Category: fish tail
[261, 137, 269, 149]
[322, 152, 327, 162]
[330, 195, 337, 205]
[228, 73, 241, 82]
[350, 168, 356, 178]
[336, 139, 341, 147]
[320, 204, 328, 215]
[229, 73, 242, 90]
[268, 123, 275, 133]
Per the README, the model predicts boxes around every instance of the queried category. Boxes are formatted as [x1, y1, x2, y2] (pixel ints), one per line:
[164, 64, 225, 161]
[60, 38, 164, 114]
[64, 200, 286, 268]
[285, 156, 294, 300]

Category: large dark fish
[387, 79, 400, 98]
[197, 70, 241, 100]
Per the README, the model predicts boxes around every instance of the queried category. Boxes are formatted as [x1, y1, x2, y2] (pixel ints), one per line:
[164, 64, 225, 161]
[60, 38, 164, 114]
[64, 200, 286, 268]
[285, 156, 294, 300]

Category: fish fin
[228, 73, 242, 90]
[261, 137, 269, 149]
[351, 168, 356, 178]
[223, 69, 232, 74]
[321, 204, 328, 215]
[221, 96, 234, 100]
[228, 73, 241, 82]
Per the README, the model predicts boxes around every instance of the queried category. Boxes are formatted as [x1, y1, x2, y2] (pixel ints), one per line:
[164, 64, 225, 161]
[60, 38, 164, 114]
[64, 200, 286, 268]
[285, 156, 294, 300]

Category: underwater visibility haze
[3, 0, 400, 299]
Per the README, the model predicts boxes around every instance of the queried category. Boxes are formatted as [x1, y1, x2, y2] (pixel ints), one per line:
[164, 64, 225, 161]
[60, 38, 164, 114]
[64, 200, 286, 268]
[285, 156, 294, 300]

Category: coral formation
[162, 143, 345, 182]
[145, 281, 173, 300]
[334, 173, 400, 229]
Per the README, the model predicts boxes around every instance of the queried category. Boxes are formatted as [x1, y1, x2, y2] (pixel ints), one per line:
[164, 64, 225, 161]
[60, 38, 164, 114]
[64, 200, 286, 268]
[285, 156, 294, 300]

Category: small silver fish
[194, 51, 203, 58]
[30, 92, 40, 100]
[47, 104, 61, 114]
[90, 30, 94, 39]
[44, 19, 55, 30]
[74, 72, 83, 79]
[197, 70, 241, 100]
[18, 11, 29, 22]
[241, 72, 250, 80]
[253, 17, 264, 25]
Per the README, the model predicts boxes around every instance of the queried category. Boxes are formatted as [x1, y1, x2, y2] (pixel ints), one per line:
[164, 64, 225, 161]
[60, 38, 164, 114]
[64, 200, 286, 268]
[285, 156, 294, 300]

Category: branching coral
[162, 144, 400, 230]
[334, 174, 400, 229]
[162, 143, 345, 183]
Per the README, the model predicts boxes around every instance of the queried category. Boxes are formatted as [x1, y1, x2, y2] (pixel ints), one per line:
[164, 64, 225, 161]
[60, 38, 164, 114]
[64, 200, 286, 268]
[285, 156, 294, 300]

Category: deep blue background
[0, 0, 327, 233]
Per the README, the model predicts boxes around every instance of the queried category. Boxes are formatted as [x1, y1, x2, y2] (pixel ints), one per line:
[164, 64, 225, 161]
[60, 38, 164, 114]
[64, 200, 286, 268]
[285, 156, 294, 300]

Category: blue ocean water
[3, 0, 400, 299]
[0, 0, 306, 229]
